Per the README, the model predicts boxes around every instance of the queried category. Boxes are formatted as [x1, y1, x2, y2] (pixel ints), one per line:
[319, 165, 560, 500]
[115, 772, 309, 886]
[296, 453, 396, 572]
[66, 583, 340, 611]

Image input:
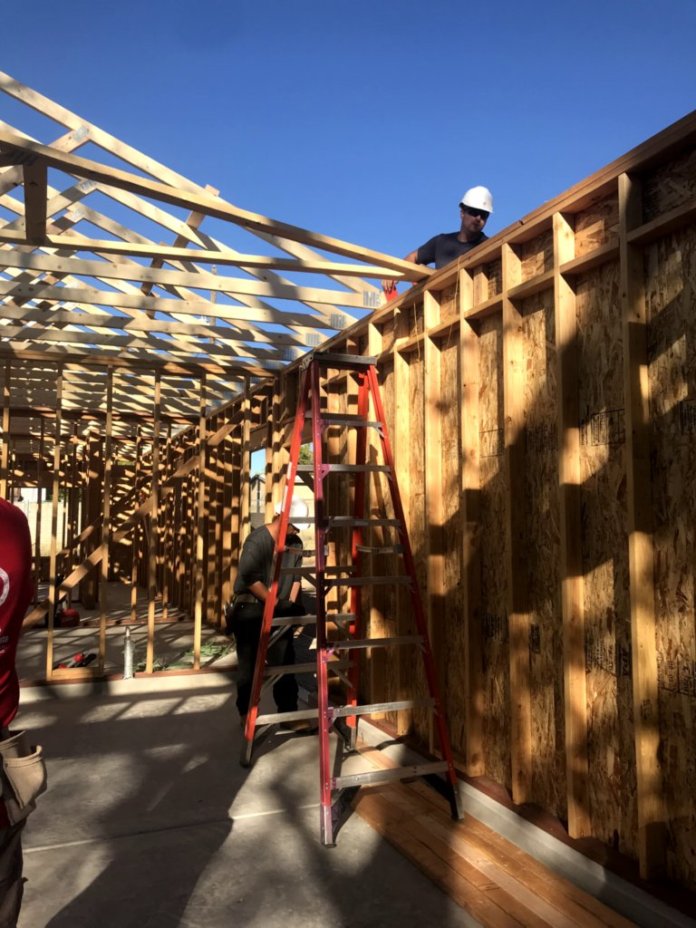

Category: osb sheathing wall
[3, 106, 696, 888]
[274, 118, 695, 888]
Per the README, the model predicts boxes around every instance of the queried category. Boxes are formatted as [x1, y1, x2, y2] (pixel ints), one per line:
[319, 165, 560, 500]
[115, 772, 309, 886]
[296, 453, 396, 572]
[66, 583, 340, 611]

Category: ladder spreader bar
[311, 413, 381, 428]
[263, 660, 347, 677]
[324, 576, 411, 588]
[329, 698, 435, 717]
[327, 635, 422, 650]
[256, 708, 318, 725]
[334, 762, 448, 790]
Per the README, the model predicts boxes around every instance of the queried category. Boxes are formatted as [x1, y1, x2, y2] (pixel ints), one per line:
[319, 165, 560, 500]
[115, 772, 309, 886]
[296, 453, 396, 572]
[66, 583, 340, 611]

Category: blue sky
[2, 0, 695, 262]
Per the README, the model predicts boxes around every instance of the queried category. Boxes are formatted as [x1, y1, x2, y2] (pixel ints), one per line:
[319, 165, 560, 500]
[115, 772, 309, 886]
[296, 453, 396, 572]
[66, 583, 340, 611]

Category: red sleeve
[0, 499, 33, 728]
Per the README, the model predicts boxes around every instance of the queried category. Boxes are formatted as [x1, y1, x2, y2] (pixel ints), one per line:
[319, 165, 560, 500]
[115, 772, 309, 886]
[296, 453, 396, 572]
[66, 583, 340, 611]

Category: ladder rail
[242, 365, 311, 746]
[241, 353, 462, 846]
[311, 358, 335, 845]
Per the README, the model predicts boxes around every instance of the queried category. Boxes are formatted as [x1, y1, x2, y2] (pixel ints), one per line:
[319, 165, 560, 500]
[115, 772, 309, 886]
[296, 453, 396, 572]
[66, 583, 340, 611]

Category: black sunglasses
[461, 206, 489, 220]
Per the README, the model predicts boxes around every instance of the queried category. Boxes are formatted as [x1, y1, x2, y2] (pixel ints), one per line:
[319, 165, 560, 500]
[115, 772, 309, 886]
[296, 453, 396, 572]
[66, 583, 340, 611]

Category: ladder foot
[240, 741, 254, 768]
[332, 717, 356, 753]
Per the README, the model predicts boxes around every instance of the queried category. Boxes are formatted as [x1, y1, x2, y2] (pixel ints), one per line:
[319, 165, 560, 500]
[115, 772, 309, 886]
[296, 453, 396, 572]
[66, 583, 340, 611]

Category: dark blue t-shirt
[416, 231, 487, 269]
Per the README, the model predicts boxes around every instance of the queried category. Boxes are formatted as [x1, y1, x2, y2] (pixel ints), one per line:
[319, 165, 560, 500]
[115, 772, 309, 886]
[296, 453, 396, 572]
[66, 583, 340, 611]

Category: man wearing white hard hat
[225, 497, 314, 732]
[405, 186, 493, 269]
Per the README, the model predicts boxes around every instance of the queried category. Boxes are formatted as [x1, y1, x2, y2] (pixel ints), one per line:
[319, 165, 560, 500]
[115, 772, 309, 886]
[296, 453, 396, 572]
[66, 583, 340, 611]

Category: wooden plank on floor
[354, 743, 637, 928]
[355, 791, 526, 927]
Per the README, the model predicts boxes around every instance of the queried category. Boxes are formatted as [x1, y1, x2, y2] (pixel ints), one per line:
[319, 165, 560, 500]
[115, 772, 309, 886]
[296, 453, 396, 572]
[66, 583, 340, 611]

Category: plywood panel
[646, 227, 696, 888]
[519, 230, 554, 281]
[574, 197, 620, 257]
[439, 282, 458, 323]
[643, 148, 696, 220]
[406, 350, 429, 738]
[519, 290, 565, 816]
[576, 264, 638, 857]
[438, 334, 465, 753]
[371, 359, 401, 719]
[477, 312, 510, 787]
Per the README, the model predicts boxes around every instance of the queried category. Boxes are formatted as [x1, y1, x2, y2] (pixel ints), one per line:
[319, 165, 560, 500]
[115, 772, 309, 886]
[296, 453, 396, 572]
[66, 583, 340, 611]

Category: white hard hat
[460, 186, 493, 214]
[274, 498, 309, 523]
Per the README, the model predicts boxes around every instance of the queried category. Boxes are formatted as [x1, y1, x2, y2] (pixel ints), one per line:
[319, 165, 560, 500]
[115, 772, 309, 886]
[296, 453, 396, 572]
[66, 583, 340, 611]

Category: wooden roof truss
[0, 71, 429, 437]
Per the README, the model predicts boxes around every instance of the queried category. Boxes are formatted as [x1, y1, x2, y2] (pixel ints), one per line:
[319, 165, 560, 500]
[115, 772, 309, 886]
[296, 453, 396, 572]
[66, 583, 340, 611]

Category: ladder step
[356, 544, 404, 555]
[314, 352, 376, 369]
[330, 698, 436, 717]
[324, 576, 411, 588]
[327, 517, 401, 529]
[270, 613, 355, 625]
[311, 413, 382, 429]
[279, 565, 354, 577]
[263, 660, 347, 677]
[256, 708, 318, 725]
[326, 635, 422, 651]
[334, 761, 448, 790]
[271, 614, 314, 627]
[297, 464, 390, 474]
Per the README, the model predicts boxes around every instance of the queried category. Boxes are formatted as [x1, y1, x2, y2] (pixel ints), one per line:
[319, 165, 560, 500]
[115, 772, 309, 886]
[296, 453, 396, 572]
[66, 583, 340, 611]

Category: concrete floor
[15, 675, 481, 928]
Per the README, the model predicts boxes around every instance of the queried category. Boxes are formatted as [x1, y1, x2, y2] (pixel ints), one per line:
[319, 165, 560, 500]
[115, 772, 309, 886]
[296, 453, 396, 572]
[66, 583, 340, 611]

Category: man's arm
[382, 244, 431, 295]
[404, 240, 434, 265]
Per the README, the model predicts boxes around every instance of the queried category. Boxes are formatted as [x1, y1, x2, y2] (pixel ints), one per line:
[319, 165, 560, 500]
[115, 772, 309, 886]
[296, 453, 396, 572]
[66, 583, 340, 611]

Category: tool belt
[0, 729, 48, 826]
[232, 593, 259, 606]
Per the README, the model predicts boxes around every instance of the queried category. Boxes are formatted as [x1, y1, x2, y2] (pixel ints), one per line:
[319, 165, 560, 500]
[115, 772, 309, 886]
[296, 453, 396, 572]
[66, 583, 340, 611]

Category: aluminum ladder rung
[279, 564, 354, 576]
[311, 413, 381, 429]
[328, 613, 356, 625]
[271, 614, 314, 627]
[297, 463, 390, 474]
[256, 708, 318, 725]
[327, 517, 401, 528]
[325, 635, 422, 651]
[324, 576, 411, 588]
[356, 544, 404, 555]
[269, 613, 354, 626]
[331, 760, 447, 789]
[334, 761, 448, 790]
[329, 697, 436, 717]
[263, 660, 347, 677]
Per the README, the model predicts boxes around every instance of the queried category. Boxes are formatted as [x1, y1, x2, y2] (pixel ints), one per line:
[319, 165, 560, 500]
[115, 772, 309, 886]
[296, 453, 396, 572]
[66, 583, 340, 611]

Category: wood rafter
[0, 70, 428, 424]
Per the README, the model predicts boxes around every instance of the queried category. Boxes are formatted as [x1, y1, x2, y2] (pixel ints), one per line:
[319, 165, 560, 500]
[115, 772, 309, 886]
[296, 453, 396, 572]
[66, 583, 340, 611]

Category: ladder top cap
[314, 352, 377, 368]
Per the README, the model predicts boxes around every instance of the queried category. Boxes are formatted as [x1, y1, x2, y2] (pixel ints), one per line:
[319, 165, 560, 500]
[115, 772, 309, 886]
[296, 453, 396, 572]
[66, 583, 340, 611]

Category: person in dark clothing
[226, 500, 312, 731]
[406, 185, 494, 269]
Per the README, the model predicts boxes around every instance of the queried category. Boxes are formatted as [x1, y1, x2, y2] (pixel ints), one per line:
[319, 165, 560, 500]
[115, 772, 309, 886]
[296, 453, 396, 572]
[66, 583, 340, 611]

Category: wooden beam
[501, 243, 532, 804]
[146, 374, 161, 672]
[45, 367, 62, 680]
[0, 247, 384, 310]
[0, 304, 308, 348]
[22, 159, 47, 242]
[130, 428, 142, 622]
[98, 369, 114, 673]
[0, 127, 433, 277]
[423, 289, 445, 756]
[193, 375, 207, 671]
[553, 211, 591, 837]
[459, 268, 484, 776]
[618, 172, 666, 879]
[0, 227, 407, 278]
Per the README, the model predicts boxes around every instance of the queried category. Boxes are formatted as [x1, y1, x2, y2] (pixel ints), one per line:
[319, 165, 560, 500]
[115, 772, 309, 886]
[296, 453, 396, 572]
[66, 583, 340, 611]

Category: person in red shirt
[0, 497, 34, 927]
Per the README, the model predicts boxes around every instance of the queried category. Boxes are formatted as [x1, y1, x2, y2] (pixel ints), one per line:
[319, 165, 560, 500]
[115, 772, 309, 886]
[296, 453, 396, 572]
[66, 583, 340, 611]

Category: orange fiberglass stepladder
[240, 352, 463, 846]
